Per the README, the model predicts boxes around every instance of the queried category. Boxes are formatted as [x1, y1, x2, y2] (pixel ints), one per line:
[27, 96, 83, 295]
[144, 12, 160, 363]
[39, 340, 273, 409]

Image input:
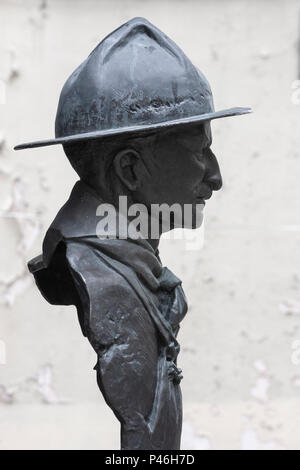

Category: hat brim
[14, 107, 252, 151]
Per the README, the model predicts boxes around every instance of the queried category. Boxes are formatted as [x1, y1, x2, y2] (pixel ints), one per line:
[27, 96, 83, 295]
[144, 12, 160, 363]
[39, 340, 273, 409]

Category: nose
[203, 148, 222, 191]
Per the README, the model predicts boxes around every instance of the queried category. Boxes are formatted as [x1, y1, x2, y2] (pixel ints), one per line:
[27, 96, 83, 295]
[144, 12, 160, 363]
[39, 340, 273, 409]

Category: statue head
[15, 17, 250, 234]
[63, 120, 222, 232]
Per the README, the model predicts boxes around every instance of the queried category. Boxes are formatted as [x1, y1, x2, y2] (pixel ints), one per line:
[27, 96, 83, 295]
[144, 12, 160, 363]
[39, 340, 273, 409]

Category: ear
[113, 148, 141, 192]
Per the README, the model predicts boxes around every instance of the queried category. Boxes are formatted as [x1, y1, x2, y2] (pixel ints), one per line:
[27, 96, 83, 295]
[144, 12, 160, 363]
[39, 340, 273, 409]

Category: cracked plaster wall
[0, 0, 300, 450]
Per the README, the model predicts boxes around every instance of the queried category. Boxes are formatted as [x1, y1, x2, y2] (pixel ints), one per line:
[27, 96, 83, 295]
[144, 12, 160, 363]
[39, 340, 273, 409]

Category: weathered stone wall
[1, 0, 300, 449]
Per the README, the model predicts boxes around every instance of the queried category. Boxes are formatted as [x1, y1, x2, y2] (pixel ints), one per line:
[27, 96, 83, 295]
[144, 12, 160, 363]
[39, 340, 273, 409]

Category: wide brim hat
[15, 17, 251, 151]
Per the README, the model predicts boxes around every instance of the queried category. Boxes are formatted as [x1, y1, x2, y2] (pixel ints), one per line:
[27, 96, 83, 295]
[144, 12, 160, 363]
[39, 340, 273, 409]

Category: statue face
[131, 123, 222, 230]
[72, 122, 223, 237]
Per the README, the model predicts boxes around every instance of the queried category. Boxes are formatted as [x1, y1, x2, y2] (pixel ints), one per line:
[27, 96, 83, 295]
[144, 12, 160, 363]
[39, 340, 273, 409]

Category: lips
[196, 189, 212, 203]
[204, 188, 213, 199]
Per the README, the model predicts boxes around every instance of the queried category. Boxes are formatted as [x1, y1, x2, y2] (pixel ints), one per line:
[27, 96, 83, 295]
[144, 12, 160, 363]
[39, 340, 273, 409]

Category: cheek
[177, 160, 206, 196]
[166, 155, 204, 181]
[142, 152, 206, 204]
[165, 165, 205, 203]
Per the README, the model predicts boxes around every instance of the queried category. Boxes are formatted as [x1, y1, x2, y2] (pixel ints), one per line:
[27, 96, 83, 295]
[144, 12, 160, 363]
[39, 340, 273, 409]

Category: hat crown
[55, 17, 214, 139]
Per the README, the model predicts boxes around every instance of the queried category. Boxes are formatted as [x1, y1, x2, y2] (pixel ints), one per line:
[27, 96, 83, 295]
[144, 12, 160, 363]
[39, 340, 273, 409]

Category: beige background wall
[0, 0, 300, 449]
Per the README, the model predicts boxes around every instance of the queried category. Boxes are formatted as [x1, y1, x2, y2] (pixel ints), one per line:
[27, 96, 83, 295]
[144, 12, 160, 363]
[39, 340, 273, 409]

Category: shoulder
[65, 240, 143, 311]
[65, 240, 156, 347]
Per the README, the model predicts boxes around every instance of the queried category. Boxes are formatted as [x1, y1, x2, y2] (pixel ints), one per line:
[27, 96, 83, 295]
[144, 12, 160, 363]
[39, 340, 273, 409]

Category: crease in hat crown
[14, 17, 252, 151]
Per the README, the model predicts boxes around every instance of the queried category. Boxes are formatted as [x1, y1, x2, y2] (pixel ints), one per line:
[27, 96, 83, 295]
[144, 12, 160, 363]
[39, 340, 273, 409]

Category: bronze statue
[15, 18, 251, 450]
